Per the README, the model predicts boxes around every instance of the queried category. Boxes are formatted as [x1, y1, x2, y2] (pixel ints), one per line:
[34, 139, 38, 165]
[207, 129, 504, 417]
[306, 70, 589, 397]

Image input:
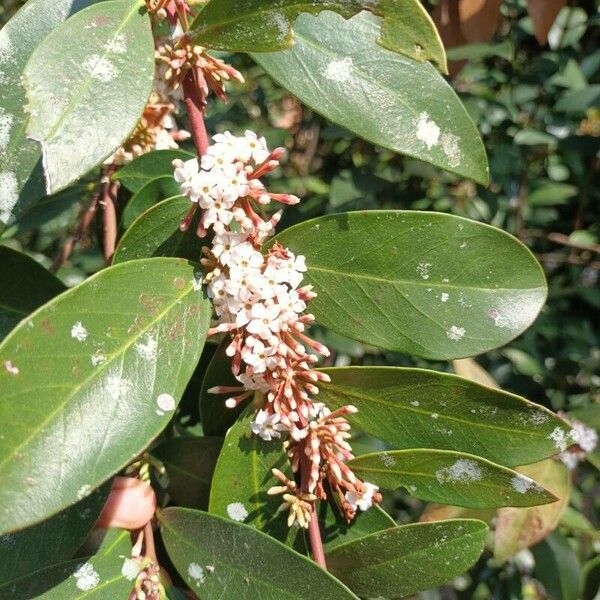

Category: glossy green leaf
[317, 367, 571, 467]
[272, 211, 546, 359]
[326, 519, 487, 597]
[112, 197, 201, 264]
[122, 176, 181, 228]
[347, 449, 556, 509]
[160, 507, 359, 599]
[0, 0, 102, 231]
[193, 0, 447, 71]
[199, 339, 247, 436]
[112, 149, 193, 193]
[23, 0, 155, 194]
[0, 258, 211, 533]
[151, 436, 222, 509]
[0, 246, 65, 341]
[208, 408, 303, 549]
[254, 12, 488, 183]
[0, 483, 109, 585]
[0, 527, 134, 599]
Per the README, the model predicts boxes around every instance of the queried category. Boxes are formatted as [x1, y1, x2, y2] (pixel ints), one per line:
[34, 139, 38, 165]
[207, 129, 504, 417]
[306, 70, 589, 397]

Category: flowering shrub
[0, 0, 594, 598]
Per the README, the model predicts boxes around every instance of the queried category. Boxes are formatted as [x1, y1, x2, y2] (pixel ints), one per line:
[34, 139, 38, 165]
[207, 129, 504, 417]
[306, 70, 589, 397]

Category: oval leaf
[0, 246, 65, 341]
[0, 0, 102, 229]
[347, 449, 556, 509]
[113, 196, 201, 264]
[23, 0, 155, 194]
[193, 0, 447, 71]
[254, 12, 487, 183]
[317, 367, 571, 467]
[160, 507, 359, 599]
[272, 211, 547, 359]
[121, 177, 181, 228]
[0, 258, 211, 533]
[326, 519, 487, 597]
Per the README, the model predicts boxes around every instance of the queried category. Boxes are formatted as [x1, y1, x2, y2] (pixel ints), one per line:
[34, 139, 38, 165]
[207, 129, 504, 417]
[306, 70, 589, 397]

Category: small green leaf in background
[208, 408, 304, 549]
[528, 182, 578, 206]
[112, 197, 201, 264]
[112, 149, 194, 193]
[121, 176, 181, 228]
[272, 211, 546, 359]
[347, 449, 556, 508]
[0, 246, 65, 341]
[254, 12, 488, 183]
[0, 0, 102, 231]
[23, 0, 155, 194]
[151, 436, 222, 509]
[160, 508, 359, 599]
[192, 0, 447, 71]
[326, 519, 487, 598]
[317, 367, 570, 467]
[0, 483, 109, 585]
[581, 555, 600, 600]
[0, 258, 211, 533]
[199, 339, 247, 436]
[0, 527, 134, 599]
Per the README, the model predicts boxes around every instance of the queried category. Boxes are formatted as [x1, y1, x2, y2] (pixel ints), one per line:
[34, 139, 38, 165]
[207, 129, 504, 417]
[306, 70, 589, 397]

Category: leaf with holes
[327, 519, 487, 597]
[160, 508, 359, 599]
[317, 367, 571, 467]
[0, 258, 211, 533]
[347, 449, 556, 509]
[0, 246, 65, 341]
[254, 12, 487, 183]
[192, 0, 446, 71]
[22, 0, 155, 194]
[272, 211, 546, 359]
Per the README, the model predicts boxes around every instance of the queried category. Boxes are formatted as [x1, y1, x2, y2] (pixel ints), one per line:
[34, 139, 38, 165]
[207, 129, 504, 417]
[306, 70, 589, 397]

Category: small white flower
[211, 231, 248, 266]
[345, 482, 379, 512]
[246, 303, 282, 339]
[251, 409, 286, 441]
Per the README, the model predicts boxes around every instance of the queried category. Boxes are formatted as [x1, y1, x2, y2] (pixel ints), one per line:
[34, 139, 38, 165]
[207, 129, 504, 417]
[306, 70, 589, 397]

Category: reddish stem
[102, 181, 119, 265]
[182, 72, 209, 156]
[300, 449, 327, 570]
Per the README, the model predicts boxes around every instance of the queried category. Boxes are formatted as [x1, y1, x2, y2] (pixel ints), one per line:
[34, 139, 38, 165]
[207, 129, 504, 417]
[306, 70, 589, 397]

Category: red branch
[182, 71, 209, 156]
[300, 449, 327, 569]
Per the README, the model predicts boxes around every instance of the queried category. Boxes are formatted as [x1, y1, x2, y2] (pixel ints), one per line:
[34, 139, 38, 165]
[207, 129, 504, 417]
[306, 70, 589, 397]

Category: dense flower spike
[174, 131, 380, 525]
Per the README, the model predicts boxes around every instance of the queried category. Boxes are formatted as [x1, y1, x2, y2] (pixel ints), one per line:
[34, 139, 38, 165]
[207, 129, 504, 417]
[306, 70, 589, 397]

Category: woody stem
[182, 71, 209, 156]
[300, 448, 327, 569]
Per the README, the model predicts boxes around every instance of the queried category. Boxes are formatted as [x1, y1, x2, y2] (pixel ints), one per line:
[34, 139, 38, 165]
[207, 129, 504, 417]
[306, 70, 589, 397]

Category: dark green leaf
[23, 0, 155, 193]
[0, 258, 211, 533]
[193, 0, 447, 71]
[317, 367, 571, 467]
[347, 449, 556, 508]
[582, 555, 600, 600]
[151, 436, 222, 509]
[160, 507, 359, 599]
[326, 519, 487, 597]
[112, 197, 201, 264]
[446, 41, 514, 61]
[528, 182, 577, 206]
[272, 211, 547, 359]
[112, 149, 194, 193]
[0, 246, 65, 341]
[0, 484, 109, 585]
[555, 85, 600, 113]
[122, 177, 181, 228]
[254, 12, 488, 183]
[0, 0, 102, 231]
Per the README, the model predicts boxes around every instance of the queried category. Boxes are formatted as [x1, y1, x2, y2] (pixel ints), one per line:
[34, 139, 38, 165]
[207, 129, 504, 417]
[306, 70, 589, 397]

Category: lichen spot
[323, 57, 353, 83]
[226, 502, 248, 522]
[71, 321, 88, 342]
[446, 325, 465, 341]
[0, 171, 18, 224]
[416, 112, 440, 149]
[121, 558, 140, 581]
[379, 453, 396, 467]
[436, 459, 482, 484]
[156, 393, 175, 412]
[3, 360, 19, 375]
[548, 426, 570, 452]
[77, 484, 92, 499]
[511, 474, 537, 494]
[416, 262, 431, 280]
[82, 55, 116, 82]
[72, 562, 100, 591]
[188, 562, 205, 585]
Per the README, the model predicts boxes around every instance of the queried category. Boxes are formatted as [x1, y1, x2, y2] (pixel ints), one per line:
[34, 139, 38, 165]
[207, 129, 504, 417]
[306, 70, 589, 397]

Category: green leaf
[0, 246, 65, 341]
[112, 149, 194, 193]
[208, 408, 304, 549]
[22, 0, 155, 194]
[555, 85, 600, 113]
[0, 0, 103, 231]
[0, 484, 109, 585]
[317, 367, 571, 467]
[193, 0, 447, 71]
[0, 527, 134, 599]
[446, 41, 514, 62]
[272, 211, 547, 359]
[253, 12, 488, 184]
[582, 555, 600, 600]
[0, 258, 211, 533]
[347, 449, 556, 509]
[122, 176, 181, 228]
[151, 436, 222, 509]
[532, 530, 581, 600]
[199, 339, 247, 436]
[160, 507, 359, 599]
[112, 197, 201, 264]
[326, 519, 487, 597]
[528, 182, 578, 206]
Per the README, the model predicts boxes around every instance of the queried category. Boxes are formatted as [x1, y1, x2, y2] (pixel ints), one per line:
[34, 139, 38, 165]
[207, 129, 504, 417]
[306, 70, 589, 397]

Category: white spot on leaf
[121, 558, 140, 581]
[72, 562, 100, 591]
[105, 34, 127, 55]
[156, 393, 175, 412]
[511, 475, 538, 494]
[135, 334, 157, 360]
[446, 325, 465, 341]
[82, 55, 116, 82]
[379, 453, 396, 467]
[77, 484, 92, 499]
[0, 171, 18, 224]
[416, 112, 440, 149]
[416, 262, 431, 279]
[441, 132, 462, 167]
[323, 57, 353, 83]
[188, 562, 205, 585]
[71, 321, 88, 342]
[0, 108, 13, 153]
[3, 360, 19, 375]
[226, 502, 248, 522]
[549, 427, 570, 452]
[440, 293, 449, 302]
[436, 459, 482, 484]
